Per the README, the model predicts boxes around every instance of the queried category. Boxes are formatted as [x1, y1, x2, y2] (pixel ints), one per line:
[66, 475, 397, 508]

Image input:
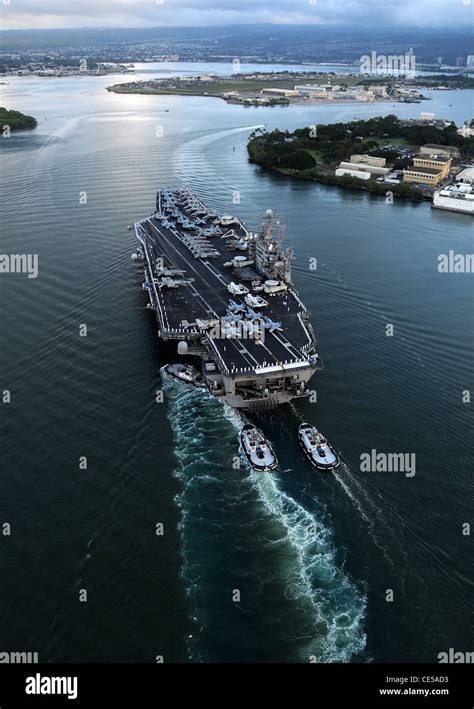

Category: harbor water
[0, 65, 472, 662]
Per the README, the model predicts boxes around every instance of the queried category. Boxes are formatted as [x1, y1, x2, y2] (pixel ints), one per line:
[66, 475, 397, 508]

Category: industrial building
[350, 154, 387, 168]
[338, 161, 390, 176]
[295, 83, 341, 97]
[294, 83, 376, 101]
[420, 144, 461, 160]
[403, 155, 452, 186]
[455, 167, 474, 184]
[403, 168, 445, 187]
[335, 168, 371, 181]
[260, 88, 300, 97]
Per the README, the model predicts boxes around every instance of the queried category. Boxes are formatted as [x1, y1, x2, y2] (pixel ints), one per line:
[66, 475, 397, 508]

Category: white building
[295, 83, 341, 98]
[261, 88, 300, 97]
[335, 168, 371, 180]
[339, 161, 390, 176]
[455, 167, 474, 184]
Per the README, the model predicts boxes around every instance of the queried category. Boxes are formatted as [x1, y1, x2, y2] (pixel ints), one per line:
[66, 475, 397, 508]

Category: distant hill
[0, 26, 472, 65]
[0, 107, 37, 131]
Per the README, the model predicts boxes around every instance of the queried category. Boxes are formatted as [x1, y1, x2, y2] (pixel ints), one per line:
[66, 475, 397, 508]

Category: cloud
[0, 0, 472, 30]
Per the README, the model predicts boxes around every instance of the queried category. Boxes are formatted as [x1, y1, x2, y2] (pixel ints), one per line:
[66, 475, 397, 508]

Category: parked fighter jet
[157, 268, 186, 277]
[158, 277, 194, 289]
[245, 307, 263, 323]
[264, 317, 283, 333]
[228, 300, 246, 314]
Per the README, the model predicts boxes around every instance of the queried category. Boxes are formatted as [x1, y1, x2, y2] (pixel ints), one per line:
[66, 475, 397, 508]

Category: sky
[0, 0, 472, 31]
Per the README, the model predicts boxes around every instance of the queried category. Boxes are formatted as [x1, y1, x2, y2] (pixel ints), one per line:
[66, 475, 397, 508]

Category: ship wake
[164, 377, 367, 663]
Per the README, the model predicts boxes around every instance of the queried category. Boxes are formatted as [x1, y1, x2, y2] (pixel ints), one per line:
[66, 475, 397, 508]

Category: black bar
[0, 663, 471, 708]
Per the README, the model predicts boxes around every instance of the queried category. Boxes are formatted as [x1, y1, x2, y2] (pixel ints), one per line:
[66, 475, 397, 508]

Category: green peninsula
[0, 107, 38, 131]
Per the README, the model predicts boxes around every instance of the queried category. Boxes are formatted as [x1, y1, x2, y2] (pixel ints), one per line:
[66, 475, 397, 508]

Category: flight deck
[134, 189, 321, 409]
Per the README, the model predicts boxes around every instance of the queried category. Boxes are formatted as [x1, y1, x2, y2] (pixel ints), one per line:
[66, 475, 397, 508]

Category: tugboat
[161, 363, 206, 388]
[298, 423, 340, 471]
[239, 424, 278, 472]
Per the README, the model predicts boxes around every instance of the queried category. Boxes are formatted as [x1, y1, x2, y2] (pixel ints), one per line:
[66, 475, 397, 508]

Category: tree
[0, 107, 37, 130]
[279, 150, 316, 170]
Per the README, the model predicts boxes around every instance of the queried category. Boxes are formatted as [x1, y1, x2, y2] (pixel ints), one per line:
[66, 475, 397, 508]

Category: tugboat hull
[161, 363, 206, 388]
[239, 424, 278, 472]
[298, 423, 340, 471]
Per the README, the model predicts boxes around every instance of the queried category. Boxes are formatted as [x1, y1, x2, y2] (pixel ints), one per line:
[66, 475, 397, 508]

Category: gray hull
[135, 189, 321, 409]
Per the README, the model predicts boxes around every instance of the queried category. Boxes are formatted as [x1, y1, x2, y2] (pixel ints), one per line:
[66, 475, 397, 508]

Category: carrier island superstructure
[133, 188, 322, 410]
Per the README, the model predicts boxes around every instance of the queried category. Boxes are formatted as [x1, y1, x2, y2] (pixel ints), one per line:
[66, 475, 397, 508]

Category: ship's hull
[134, 189, 320, 409]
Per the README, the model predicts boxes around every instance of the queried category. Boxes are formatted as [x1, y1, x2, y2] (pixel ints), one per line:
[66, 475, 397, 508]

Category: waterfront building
[261, 88, 300, 97]
[350, 154, 387, 168]
[339, 161, 390, 176]
[335, 168, 371, 180]
[294, 83, 341, 98]
[455, 167, 474, 184]
[403, 167, 445, 186]
[403, 155, 452, 186]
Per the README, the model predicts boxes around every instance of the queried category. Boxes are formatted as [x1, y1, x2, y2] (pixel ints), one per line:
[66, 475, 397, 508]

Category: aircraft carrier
[133, 188, 322, 410]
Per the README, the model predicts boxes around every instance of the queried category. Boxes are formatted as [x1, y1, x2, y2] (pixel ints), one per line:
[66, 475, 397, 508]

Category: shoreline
[231, 97, 400, 108]
[106, 85, 414, 108]
[251, 162, 429, 202]
[246, 117, 473, 204]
